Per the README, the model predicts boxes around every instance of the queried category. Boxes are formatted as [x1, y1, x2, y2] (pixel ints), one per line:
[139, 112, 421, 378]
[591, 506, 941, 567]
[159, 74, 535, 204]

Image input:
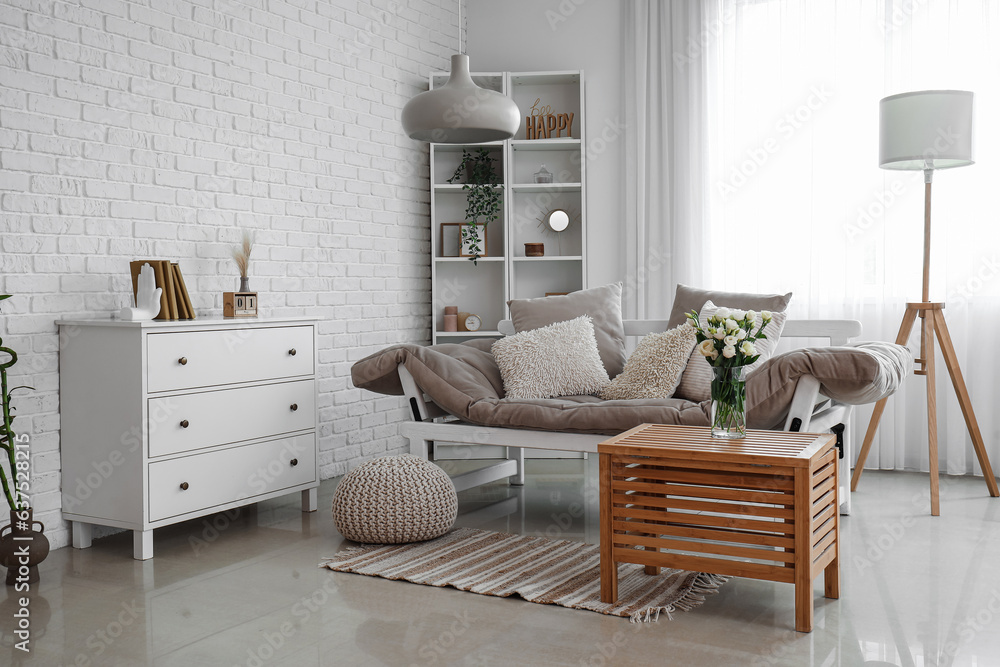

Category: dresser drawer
[146, 326, 314, 393]
[148, 434, 316, 522]
[148, 380, 315, 458]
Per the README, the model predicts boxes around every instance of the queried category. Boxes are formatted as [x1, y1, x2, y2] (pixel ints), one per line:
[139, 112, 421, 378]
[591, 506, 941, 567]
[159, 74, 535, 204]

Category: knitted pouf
[332, 455, 458, 544]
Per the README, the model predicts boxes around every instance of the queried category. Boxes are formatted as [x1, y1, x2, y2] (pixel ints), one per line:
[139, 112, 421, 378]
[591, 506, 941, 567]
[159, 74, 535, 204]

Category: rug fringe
[629, 573, 727, 623]
[630, 605, 673, 623]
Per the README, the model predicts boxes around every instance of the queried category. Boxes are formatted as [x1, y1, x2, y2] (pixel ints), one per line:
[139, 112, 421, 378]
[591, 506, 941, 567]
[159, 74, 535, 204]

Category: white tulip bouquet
[685, 306, 773, 438]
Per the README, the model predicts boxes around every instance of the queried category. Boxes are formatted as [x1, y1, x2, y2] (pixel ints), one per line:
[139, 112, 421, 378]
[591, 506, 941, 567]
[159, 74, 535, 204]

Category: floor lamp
[851, 90, 999, 515]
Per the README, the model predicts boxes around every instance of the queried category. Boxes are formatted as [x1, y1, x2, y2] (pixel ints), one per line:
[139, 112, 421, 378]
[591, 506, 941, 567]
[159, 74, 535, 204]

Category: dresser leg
[72, 522, 93, 549]
[302, 488, 318, 512]
[134, 530, 153, 560]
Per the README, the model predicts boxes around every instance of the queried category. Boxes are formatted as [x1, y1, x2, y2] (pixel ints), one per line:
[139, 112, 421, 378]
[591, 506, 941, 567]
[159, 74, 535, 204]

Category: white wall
[466, 0, 624, 289]
[0, 0, 458, 550]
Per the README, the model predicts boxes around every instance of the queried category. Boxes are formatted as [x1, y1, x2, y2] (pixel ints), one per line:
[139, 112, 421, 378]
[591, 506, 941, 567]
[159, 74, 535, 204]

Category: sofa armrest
[781, 320, 862, 345]
[398, 362, 448, 422]
[782, 375, 822, 431]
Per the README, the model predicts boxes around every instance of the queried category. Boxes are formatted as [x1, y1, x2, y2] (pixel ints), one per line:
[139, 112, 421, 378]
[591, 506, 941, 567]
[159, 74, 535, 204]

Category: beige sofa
[351, 316, 910, 515]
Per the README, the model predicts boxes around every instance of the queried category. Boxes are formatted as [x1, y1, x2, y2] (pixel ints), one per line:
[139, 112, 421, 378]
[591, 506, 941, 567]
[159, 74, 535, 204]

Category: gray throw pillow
[666, 284, 793, 328]
[507, 283, 626, 379]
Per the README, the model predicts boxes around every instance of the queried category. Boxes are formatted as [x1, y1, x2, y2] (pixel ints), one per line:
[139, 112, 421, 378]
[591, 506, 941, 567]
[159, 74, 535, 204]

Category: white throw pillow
[674, 301, 788, 402]
[492, 316, 610, 399]
[599, 324, 697, 400]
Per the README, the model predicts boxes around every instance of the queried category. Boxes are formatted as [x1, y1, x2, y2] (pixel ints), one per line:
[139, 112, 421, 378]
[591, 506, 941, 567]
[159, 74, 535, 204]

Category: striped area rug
[320, 527, 726, 622]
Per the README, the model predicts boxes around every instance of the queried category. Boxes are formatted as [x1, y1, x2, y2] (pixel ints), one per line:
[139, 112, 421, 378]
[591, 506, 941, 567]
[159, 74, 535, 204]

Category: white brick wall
[0, 0, 455, 550]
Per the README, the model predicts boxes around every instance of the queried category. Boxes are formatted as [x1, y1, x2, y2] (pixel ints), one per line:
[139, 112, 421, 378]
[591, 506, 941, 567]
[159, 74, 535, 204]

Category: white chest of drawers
[57, 317, 319, 560]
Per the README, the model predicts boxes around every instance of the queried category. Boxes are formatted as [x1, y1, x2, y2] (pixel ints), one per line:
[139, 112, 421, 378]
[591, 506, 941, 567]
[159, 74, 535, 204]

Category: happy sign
[525, 98, 575, 140]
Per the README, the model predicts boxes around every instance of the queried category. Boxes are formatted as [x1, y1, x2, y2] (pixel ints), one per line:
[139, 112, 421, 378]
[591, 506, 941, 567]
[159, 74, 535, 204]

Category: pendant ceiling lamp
[401, 4, 520, 143]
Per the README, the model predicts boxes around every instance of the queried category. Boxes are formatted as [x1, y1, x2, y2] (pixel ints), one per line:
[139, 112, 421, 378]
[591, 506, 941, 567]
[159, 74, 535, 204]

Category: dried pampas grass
[231, 230, 254, 277]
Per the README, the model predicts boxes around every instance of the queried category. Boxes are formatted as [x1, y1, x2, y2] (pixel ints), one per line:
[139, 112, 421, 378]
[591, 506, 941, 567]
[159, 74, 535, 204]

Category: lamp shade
[402, 55, 521, 144]
[879, 90, 974, 170]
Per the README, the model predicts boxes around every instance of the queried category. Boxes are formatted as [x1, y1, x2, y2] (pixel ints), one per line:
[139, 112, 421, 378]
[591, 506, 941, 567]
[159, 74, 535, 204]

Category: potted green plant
[448, 148, 502, 263]
[0, 294, 48, 585]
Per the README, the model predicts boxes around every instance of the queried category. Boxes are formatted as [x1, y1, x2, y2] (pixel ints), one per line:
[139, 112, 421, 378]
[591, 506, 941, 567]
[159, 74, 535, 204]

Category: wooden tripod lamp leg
[923, 312, 940, 516]
[931, 309, 1000, 498]
[851, 305, 919, 491]
[851, 398, 887, 492]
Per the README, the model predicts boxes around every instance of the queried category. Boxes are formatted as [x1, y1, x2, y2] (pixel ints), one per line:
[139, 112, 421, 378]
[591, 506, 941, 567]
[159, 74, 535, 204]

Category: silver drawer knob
[178, 357, 188, 365]
[290, 403, 298, 412]
[180, 420, 189, 429]
[180, 482, 189, 491]
[288, 348, 297, 356]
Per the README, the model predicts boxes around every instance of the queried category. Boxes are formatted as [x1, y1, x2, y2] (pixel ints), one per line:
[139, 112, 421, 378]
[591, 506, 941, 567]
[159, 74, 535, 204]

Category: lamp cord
[458, 0, 462, 54]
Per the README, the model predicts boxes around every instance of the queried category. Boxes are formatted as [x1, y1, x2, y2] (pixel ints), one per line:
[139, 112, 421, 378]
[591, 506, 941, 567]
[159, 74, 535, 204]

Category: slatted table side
[607, 455, 800, 582]
[810, 447, 841, 601]
[809, 450, 839, 571]
[793, 446, 840, 632]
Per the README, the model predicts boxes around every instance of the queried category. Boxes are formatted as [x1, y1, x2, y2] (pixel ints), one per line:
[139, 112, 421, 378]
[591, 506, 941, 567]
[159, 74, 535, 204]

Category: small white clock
[457, 312, 482, 332]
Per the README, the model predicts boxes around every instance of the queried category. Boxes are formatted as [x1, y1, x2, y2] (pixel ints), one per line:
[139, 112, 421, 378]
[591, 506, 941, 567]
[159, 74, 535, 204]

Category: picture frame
[440, 222, 488, 258]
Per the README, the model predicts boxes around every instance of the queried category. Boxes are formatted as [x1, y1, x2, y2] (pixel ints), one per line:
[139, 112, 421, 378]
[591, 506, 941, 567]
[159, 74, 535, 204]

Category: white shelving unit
[429, 70, 586, 346]
[427, 70, 586, 462]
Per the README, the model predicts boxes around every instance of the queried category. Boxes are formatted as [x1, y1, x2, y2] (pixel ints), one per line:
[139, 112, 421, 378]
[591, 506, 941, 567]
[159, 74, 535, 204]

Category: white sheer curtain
[622, 0, 710, 320]
[626, 0, 1000, 477]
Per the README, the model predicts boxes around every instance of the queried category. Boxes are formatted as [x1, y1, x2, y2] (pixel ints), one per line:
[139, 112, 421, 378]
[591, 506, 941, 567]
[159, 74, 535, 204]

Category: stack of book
[129, 260, 195, 320]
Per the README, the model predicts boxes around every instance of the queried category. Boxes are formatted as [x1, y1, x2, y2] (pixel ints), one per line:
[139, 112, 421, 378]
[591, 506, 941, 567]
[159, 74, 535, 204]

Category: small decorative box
[533, 164, 553, 184]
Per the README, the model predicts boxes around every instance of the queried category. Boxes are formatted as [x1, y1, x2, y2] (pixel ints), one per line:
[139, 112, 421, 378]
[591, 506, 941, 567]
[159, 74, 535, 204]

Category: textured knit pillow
[507, 283, 626, 379]
[674, 301, 788, 402]
[599, 324, 697, 400]
[492, 315, 610, 399]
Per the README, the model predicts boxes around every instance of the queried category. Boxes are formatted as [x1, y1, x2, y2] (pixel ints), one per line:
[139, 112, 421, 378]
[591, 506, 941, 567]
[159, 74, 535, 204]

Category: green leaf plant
[447, 148, 502, 265]
[0, 294, 31, 512]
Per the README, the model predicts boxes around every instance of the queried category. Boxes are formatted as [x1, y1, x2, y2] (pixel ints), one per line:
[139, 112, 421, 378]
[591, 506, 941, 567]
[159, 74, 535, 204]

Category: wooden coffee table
[598, 424, 839, 632]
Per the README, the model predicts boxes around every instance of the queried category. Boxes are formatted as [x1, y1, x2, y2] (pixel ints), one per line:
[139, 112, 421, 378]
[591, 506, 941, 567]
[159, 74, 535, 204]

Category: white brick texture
[0, 0, 453, 550]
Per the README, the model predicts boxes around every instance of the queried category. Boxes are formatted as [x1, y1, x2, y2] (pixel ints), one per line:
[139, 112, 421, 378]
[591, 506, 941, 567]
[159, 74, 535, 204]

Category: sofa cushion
[492, 316, 610, 399]
[599, 324, 696, 400]
[674, 301, 788, 402]
[508, 283, 626, 379]
[666, 284, 793, 328]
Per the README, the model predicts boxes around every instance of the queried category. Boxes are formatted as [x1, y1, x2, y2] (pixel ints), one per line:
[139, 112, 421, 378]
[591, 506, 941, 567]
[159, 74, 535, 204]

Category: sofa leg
[507, 446, 525, 486]
[838, 416, 853, 515]
[408, 435, 430, 460]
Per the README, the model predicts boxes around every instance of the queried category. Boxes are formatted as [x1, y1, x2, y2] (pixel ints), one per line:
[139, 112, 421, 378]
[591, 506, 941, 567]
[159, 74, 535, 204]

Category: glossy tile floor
[5, 460, 1000, 666]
